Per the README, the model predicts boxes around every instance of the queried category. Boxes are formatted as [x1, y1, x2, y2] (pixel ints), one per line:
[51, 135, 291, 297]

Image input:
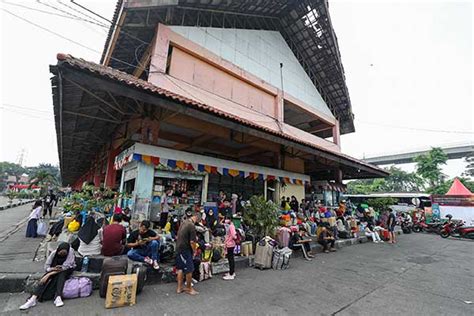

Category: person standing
[26, 200, 43, 238]
[387, 209, 397, 244]
[175, 208, 199, 295]
[289, 196, 299, 213]
[43, 190, 56, 218]
[19, 242, 76, 310]
[223, 216, 237, 280]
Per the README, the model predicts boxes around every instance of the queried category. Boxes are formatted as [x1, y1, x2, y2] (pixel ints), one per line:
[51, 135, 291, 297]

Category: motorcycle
[401, 217, 413, 234]
[440, 221, 474, 239]
[412, 219, 442, 234]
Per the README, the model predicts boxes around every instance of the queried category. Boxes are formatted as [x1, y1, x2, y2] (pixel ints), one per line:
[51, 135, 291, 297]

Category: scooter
[440, 220, 474, 239]
[401, 218, 413, 234]
[413, 219, 442, 234]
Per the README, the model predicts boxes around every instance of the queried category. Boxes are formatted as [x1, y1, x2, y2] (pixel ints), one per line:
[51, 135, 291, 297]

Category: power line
[2, 103, 52, 114]
[1, 8, 139, 69]
[358, 121, 474, 135]
[36, 0, 108, 28]
[0, 107, 54, 121]
[1, 1, 105, 28]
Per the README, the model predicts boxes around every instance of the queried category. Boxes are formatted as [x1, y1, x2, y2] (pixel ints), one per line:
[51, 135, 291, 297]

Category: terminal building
[51, 0, 387, 219]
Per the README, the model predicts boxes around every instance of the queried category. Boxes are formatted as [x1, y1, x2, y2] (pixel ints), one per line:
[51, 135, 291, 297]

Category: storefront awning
[115, 143, 310, 185]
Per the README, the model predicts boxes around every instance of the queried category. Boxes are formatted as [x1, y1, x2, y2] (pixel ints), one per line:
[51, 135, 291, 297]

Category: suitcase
[131, 264, 147, 294]
[272, 247, 292, 270]
[99, 256, 128, 298]
[254, 237, 274, 270]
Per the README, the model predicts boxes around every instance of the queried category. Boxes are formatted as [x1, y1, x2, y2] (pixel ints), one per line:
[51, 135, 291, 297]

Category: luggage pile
[100, 256, 146, 309]
[254, 237, 292, 270]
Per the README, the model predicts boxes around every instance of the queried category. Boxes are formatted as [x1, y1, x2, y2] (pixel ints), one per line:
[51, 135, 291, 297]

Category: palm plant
[29, 171, 58, 195]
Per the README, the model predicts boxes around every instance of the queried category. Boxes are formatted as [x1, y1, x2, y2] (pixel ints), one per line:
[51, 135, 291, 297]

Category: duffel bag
[62, 277, 92, 299]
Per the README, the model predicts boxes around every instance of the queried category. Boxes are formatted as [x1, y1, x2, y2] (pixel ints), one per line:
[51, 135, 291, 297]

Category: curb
[1, 230, 404, 294]
[0, 199, 35, 211]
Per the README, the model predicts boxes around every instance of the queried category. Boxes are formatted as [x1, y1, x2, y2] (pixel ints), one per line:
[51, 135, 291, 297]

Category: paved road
[0, 204, 44, 275]
[1, 233, 473, 315]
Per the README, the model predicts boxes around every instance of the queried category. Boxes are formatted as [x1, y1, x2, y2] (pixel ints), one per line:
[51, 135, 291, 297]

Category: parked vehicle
[412, 219, 442, 234]
[440, 217, 474, 239]
[401, 217, 413, 234]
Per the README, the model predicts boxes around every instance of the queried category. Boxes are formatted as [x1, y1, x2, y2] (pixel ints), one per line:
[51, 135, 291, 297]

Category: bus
[343, 193, 431, 212]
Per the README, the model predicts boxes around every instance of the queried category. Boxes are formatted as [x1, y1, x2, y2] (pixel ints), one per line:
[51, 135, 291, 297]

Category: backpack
[62, 277, 92, 299]
[272, 247, 292, 270]
[211, 248, 222, 262]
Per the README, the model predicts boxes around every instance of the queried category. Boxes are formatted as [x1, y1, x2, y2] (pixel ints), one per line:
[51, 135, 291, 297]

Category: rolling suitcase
[99, 256, 128, 298]
[254, 237, 274, 270]
[131, 264, 147, 294]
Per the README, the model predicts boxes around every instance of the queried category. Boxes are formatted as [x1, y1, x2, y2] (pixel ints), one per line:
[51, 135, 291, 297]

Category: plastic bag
[36, 219, 48, 236]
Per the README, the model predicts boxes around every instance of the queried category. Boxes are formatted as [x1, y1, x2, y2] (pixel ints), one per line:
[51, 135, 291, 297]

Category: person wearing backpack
[20, 242, 76, 310]
[223, 216, 237, 280]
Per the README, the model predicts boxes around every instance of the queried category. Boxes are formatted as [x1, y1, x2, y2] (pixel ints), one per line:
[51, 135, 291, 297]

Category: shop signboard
[431, 203, 440, 221]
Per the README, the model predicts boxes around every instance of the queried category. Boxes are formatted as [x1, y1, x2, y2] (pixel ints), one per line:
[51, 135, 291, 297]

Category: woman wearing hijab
[77, 216, 103, 256]
[20, 242, 76, 310]
[26, 200, 43, 238]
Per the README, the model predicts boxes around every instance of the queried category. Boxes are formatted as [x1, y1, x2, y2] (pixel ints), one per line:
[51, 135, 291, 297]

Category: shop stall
[114, 143, 310, 222]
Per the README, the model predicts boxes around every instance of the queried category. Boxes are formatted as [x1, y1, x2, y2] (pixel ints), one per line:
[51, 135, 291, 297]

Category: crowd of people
[20, 189, 402, 310]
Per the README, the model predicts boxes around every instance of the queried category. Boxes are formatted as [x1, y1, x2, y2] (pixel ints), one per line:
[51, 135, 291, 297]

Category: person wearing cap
[175, 208, 199, 295]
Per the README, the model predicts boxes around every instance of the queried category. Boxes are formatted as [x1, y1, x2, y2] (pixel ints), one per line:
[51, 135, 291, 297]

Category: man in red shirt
[102, 214, 127, 256]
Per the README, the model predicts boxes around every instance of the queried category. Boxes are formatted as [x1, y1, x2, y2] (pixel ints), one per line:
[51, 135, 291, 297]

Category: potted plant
[243, 195, 280, 241]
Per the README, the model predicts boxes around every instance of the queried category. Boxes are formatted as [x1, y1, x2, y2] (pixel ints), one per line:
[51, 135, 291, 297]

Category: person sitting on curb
[102, 213, 127, 256]
[20, 242, 76, 310]
[364, 222, 383, 243]
[290, 226, 314, 261]
[127, 220, 160, 270]
[317, 223, 336, 253]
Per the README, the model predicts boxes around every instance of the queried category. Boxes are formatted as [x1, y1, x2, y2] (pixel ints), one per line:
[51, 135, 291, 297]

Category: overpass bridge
[363, 141, 474, 165]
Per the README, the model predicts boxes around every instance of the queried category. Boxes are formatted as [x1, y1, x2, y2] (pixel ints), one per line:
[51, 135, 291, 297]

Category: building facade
[51, 0, 387, 220]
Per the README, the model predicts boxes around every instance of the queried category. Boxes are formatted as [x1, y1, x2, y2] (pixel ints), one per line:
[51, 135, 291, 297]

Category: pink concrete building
[51, 1, 387, 218]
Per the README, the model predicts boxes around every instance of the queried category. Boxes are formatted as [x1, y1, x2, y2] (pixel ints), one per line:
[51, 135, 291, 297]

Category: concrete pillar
[136, 162, 154, 200]
[105, 147, 122, 188]
[332, 119, 341, 147]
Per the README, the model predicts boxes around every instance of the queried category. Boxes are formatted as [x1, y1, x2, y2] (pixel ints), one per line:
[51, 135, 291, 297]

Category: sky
[0, 0, 472, 178]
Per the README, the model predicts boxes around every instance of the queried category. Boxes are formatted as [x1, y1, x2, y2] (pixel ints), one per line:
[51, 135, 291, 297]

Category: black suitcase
[99, 256, 128, 298]
[131, 264, 147, 294]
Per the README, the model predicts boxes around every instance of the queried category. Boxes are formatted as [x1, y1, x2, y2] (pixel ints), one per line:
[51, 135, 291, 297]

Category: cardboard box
[105, 274, 138, 309]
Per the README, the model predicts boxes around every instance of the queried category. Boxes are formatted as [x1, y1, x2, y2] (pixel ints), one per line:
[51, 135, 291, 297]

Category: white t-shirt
[78, 229, 103, 256]
[29, 206, 42, 220]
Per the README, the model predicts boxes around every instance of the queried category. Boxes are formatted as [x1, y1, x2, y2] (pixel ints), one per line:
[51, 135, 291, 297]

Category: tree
[346, 166, 423, 194]
[0, 162, 26, 178]
[367, 197, 397, 212]
[243, 195, 280, 239]
[29, 170, 59, 195]
[414, 147, 448, 189]
[463, 153, 474, 179]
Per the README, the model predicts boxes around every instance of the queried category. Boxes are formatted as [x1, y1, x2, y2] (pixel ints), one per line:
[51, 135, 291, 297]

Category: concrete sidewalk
[0, 203, 45, 292]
